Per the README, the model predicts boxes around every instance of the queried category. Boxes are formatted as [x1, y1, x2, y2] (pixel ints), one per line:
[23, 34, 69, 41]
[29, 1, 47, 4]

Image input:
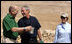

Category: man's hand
[38, 38, 44, 43]
[11, 26, 32, 32]
[25, 26, 32, 31]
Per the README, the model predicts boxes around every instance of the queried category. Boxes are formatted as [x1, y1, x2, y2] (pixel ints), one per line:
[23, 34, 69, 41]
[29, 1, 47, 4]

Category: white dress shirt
[54, 22, 71, 43]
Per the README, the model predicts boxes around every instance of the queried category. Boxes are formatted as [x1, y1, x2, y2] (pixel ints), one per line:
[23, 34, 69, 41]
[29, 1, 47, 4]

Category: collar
[7, 13, 15, 19]
[23, 15, 31, 19]
[61, 22, 68, 26]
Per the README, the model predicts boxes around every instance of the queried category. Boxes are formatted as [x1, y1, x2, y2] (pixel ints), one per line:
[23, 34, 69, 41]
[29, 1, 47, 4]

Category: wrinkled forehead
[14, 6, 19, 10]
[21, 7, 30, 11]
[12, 6, 19, 11]
[14, 6, 18, 8]
[21, 7, 26, 10]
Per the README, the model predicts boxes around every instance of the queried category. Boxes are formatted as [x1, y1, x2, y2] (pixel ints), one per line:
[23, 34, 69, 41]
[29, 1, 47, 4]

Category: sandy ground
[1, 1, 71, 43]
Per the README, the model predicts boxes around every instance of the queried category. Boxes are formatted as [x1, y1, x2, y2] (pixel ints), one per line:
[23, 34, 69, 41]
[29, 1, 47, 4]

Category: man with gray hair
[2, 5, 32, 43]
[18, 5, 43, 43]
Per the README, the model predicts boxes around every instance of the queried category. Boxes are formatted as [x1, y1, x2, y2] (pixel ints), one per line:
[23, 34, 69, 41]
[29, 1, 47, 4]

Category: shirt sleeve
[3, 19, 15, 31]
[53, 27, 59, 43]
[34, 17, 41, 30]
[70, 25, 71, 41]
[70, 33, 71, 41]
[70, 30, 71, 41]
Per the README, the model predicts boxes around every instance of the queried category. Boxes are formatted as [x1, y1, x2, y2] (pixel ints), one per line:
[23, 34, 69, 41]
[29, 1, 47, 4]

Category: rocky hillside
[1, 1, 71, 43]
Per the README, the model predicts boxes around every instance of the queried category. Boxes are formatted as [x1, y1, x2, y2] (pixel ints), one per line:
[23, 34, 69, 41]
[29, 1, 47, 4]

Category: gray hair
[22, 5, 30, 10]
[22, 5, 30, 13]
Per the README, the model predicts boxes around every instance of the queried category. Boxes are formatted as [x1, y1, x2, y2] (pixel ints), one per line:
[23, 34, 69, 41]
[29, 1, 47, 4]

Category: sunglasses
[61, 16, 66, 19]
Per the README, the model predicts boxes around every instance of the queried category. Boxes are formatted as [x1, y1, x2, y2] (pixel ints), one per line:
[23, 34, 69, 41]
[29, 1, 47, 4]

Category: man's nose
[21, 12, 24, 13]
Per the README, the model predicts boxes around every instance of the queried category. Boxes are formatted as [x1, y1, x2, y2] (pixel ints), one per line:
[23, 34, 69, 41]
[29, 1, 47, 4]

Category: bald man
[2, 6, 32, 43]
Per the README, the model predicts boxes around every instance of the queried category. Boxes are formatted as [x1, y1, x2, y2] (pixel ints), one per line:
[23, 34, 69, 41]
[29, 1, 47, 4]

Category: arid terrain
[1, 1, 71, 43]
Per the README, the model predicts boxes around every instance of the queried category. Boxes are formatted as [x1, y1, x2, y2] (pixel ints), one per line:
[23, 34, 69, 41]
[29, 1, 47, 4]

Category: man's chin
[13, 14, 16, 17]
[23, 15, 26, 17]
[62, 22, 66, 24]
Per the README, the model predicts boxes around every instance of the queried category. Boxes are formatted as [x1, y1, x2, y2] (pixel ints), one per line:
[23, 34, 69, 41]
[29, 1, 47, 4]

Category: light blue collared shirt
[54, 22, 71, 43]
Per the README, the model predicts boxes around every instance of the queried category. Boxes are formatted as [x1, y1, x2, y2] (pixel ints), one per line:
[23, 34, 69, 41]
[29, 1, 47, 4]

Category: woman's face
[61, 16, 68, 24]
